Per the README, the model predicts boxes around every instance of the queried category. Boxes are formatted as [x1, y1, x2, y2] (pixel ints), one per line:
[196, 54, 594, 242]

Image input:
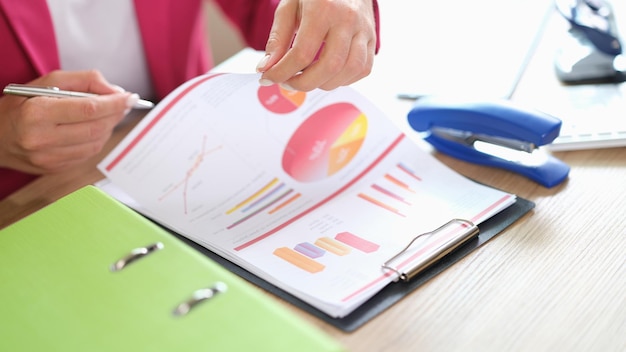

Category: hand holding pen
[0, 70, 150, 175]
[3, 84, 154, 109]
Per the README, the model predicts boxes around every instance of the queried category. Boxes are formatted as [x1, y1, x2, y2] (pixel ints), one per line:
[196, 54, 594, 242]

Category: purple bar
[294, 242, 325, 258]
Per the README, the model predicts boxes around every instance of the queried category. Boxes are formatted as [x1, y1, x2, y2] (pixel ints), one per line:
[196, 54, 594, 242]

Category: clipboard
[167, 194, 534, 332]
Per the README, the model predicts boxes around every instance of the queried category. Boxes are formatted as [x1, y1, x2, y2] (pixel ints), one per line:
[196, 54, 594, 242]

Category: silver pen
[3, 83, 155, 109]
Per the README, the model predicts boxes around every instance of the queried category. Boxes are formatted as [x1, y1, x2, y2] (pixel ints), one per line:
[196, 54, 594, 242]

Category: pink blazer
[0, 0, 380, 199]
[0, 0, 289, 99]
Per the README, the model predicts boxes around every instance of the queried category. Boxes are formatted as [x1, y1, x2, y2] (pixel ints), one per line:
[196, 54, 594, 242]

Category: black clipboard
[166, 195, 534, 332]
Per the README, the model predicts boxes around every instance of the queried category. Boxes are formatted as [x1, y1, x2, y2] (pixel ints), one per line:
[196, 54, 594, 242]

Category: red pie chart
[258, 84, 306, 114]
[282, 102, 367, 182]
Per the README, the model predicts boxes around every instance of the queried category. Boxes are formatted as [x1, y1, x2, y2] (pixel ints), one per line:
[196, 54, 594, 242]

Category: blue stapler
[554, 0, 626, 83]
[407, 96, 570, 188]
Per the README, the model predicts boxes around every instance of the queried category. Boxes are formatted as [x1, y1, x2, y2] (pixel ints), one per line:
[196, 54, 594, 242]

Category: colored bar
[384, 173, 415, 193]
[226, 189, 293, 229]
[226, 178, 279, 214]
[242, 183, 286, 212]
[294, 242, 326, 258]
[268, 193, 301, 214]
[335, 232, 380, 253]
[358, 193, 406, 217]
[315, 237, 351, 256]
[372, 184, 411, 205]
[397, 163, 422, 181]
[273, 247, 325, 273]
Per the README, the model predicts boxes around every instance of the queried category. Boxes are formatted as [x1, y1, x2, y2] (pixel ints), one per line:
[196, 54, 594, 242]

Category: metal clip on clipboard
[381, 219, 479, 282]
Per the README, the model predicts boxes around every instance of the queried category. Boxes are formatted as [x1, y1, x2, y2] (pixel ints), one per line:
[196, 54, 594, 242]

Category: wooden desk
[2, 117, 624, 352]
[1, 1, 624, 351]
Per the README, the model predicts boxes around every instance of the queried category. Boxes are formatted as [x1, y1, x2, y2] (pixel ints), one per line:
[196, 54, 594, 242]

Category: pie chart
[258, 84, 306, 114]
[282, 102, 367, 182]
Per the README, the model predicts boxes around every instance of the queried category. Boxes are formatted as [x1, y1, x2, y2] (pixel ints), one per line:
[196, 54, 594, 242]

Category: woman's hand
[256, 0, 377, 91]
[0, 70, 138, 174]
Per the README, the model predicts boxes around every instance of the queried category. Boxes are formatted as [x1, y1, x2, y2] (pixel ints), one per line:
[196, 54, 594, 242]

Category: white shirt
[46, 0, 154, 99]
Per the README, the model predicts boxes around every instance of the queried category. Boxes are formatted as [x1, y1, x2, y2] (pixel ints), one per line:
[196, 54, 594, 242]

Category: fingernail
[259, 78, 274, 87]
[279, 83, 296, 91]
[126, 93, 139, 108]
[256, 54, 270, 72]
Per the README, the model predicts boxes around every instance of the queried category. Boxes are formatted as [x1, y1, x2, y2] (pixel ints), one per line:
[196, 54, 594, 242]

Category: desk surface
[1, 1, 625, 351]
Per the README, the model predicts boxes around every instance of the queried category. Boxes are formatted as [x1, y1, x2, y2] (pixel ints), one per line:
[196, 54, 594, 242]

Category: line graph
[158, 135, 222, 214]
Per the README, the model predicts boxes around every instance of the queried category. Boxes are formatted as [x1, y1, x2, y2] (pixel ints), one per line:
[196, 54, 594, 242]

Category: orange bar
[273, 247, 325, 273]
[315, 237, 351, 256]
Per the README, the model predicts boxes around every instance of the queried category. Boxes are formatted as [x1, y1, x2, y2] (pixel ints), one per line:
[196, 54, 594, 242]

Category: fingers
[284, 22, 375, 91]
[17, 91, 135, 140]
[6, 97, 129, 173]
[255, 0, 300, 79]
[257, 0, 377, 92]
[34, 92, 137, 125]
[0, 70, 136, 174]
[257, 0, 325, 85]
[31, 69, 122, 95]
[13, 132, 115, 174]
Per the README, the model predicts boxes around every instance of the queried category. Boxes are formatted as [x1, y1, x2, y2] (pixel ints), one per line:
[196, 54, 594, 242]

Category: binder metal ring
[381, 219, 479, 282]
[110, 242, 164, 272]
[173, 282, 228, 317]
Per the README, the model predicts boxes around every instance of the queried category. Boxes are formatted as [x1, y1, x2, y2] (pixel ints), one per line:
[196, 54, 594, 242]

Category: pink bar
[335, 232, 380, 253]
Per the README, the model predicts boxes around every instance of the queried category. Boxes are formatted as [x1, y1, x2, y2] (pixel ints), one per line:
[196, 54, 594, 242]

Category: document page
[98, 73, 516, 318]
